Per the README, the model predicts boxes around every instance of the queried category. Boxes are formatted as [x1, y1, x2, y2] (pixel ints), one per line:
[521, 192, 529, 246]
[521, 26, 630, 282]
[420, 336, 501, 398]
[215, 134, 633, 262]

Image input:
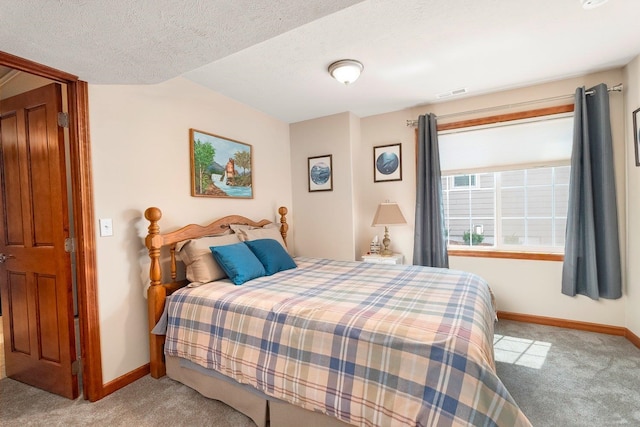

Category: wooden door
[0, 83, 78, 399]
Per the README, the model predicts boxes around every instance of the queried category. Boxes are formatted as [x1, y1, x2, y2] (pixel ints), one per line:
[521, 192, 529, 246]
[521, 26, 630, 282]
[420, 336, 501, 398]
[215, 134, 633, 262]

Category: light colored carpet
[495, 320, 640, 426]
[0, 374, 255, 427]
[1, 320, 638, 426]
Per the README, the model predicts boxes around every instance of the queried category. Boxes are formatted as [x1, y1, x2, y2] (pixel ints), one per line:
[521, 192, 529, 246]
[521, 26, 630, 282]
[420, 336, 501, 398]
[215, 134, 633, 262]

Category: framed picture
[373, 143, 402, 182]
[190, 128, 253, 198]
[634, 107, 640, 167]
[308, 154, 333, 192]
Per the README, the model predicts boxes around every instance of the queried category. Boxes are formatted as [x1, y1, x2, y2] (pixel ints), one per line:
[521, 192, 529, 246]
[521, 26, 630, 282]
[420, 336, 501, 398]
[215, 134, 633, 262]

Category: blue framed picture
[308, 154, 333, 192]
[374, 143, 402, 182]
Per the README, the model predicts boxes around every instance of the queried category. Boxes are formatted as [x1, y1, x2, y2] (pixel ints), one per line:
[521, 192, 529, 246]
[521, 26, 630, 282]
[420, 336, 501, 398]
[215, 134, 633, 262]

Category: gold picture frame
[190, 128, 253, 198]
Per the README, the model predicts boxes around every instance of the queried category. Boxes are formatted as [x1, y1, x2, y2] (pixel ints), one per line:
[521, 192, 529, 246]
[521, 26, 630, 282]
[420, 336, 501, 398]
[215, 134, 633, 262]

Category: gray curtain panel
[562, 83, 622, 300]
[413, 114, 449, 268]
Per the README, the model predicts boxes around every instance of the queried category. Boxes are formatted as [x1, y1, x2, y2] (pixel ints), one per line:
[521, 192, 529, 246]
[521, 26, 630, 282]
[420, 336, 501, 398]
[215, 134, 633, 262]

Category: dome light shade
[328, 59, 363, 85]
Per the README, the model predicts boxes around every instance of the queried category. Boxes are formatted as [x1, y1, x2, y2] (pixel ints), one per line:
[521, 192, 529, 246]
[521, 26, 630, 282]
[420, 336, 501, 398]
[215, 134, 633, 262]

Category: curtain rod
[406, 83, 623, 127]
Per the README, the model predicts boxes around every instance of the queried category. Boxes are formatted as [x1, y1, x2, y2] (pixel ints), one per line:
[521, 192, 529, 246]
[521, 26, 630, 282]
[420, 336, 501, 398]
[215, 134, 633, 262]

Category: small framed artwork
[634, 107, 640, 167]
[373, 143, 402, 182]
[190, 128, 253, 198]
[308, 154, 333, 192]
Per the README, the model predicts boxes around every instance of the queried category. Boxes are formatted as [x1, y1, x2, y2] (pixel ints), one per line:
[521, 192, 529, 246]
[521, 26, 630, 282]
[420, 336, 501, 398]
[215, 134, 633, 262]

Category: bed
[144, 206, 530, 427]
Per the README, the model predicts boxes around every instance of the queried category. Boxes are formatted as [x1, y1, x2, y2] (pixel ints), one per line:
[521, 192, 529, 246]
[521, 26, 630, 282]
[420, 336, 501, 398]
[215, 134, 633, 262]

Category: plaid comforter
[164, 257, 530, 427]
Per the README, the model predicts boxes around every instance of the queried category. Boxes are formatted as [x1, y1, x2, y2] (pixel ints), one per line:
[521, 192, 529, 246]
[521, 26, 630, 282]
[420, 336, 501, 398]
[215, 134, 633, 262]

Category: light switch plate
[99, 218, 113, 237]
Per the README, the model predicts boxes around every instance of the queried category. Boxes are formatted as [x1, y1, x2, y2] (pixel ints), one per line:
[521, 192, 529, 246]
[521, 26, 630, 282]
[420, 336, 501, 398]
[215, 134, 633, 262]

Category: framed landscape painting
[373, 143, 402, 182]
[308, 154, 333, 192]
[190, 129, 253, 198]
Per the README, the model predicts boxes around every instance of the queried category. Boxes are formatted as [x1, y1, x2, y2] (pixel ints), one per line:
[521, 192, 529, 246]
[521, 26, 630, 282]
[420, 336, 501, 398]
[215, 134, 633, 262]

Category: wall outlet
[99, 218, 113, 237]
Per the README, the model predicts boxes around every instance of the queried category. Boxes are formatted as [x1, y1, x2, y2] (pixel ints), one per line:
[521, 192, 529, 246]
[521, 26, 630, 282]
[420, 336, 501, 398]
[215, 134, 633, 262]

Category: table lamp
[371, 202, 407, 256]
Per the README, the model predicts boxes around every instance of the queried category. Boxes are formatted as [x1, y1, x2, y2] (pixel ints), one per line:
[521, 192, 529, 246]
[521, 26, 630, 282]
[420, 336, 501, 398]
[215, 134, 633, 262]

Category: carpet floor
[0, 374, 255, 427]
[0, 320, 638, 426]
[494, 320, 640, 426]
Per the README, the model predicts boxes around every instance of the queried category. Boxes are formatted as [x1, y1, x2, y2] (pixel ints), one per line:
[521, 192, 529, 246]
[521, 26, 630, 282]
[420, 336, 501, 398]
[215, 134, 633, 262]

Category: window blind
[439, 114, 573, 174]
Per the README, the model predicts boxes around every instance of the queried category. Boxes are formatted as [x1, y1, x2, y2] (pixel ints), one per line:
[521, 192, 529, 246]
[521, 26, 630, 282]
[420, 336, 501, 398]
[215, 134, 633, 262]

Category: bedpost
[144, 207, 167, 378]
[145, 207, 162, 286]
[278, 206, 288, 246]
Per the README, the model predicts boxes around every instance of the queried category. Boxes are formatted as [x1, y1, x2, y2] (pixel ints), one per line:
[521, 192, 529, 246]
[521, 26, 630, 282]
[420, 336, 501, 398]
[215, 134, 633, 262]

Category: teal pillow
[244, 239, 297, 276]
[210, 242, 265, 285]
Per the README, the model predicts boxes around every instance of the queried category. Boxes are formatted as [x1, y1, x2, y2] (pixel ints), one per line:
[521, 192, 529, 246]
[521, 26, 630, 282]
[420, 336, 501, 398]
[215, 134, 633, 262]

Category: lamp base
[381, 226, 392, 256]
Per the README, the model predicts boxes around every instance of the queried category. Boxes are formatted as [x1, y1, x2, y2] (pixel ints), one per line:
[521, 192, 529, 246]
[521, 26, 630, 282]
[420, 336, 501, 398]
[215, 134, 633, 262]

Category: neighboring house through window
[438, 109, 573, 254]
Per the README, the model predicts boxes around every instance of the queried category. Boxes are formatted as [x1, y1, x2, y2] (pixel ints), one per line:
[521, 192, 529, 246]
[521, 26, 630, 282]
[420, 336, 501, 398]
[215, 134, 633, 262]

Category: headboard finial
[145, 207, 162, 222]
[278, 206, 289, 246]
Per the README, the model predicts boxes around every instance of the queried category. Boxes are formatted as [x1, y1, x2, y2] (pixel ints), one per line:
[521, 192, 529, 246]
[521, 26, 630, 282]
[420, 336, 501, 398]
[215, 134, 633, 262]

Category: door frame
[0, 50, 102, 401]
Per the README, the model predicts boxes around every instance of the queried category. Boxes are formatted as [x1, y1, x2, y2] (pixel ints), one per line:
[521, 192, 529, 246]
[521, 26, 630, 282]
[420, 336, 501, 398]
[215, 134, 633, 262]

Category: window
[453, 174, 477, 187]
[438, 110, 573, 253]
[443, 166, 569, 251]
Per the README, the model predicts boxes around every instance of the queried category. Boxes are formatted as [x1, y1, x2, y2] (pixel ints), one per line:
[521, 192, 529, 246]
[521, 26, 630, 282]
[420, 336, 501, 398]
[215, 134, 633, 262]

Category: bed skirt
[166, 356, 351, 427]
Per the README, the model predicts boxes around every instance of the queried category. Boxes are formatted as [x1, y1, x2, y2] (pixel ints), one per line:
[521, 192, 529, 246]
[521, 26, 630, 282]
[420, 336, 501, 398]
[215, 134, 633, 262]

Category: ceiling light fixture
[328, 59, 363, 85]
[581, 0, 608, 9]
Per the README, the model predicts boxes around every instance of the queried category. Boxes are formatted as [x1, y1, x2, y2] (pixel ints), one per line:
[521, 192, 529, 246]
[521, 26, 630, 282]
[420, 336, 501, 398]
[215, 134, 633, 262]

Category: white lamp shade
[371, 202, 407, 226]
[328, 60, 363, 85]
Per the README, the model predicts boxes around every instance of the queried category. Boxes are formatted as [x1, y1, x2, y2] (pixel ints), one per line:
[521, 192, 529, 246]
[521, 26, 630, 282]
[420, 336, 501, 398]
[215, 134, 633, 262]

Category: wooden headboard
[143, 206, 289, 378]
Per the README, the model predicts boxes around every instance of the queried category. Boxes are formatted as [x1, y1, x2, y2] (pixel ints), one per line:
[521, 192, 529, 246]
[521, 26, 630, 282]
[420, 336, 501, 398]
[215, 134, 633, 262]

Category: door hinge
[64, 237, 76, 253]
[57, 112, 69, 128]
[72, 358, 81, 375]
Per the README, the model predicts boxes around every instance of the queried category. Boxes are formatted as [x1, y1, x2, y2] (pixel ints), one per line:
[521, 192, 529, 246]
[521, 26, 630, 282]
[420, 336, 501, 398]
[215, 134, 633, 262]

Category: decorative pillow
[177, 234, 241, 284]
[229, 223, 254, 233]
[210, 243, 266, 285]
[244, 239, 297, 276]
[236, 226, 287, 250]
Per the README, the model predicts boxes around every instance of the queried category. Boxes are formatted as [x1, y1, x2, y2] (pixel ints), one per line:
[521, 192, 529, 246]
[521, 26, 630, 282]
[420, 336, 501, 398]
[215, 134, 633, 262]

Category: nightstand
[361, 253, 404, 265]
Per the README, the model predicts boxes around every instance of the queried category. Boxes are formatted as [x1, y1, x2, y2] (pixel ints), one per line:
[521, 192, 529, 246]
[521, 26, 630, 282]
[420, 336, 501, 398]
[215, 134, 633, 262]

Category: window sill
[448, 249, 563, 262]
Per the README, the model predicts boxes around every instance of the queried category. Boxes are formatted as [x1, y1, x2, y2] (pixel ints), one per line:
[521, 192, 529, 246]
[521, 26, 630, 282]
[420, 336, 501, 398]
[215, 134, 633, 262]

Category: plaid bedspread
[164, 257, 530, 426]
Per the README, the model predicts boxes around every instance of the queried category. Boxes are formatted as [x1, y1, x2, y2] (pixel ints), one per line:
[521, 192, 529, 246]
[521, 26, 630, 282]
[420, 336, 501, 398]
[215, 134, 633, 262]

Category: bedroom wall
[348, 112, 364, 260]
[344, 69, 627, 327]
[624, 55, 640, 337]
[88, 77, 292, 383]
[290, 112, 357, 261]
[357, 109, 417, 260]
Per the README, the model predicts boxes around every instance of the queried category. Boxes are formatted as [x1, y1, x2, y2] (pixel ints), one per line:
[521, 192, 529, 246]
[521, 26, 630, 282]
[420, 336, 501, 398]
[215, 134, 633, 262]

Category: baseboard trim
[497, 311, 640, 351]
[497, 311, 627, 336]
[101, 363, 150, 398]
[626, 328, 640, 349]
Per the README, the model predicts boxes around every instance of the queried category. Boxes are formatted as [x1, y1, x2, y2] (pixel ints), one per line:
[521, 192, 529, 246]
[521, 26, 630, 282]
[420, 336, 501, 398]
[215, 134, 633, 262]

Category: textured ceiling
[2, 0, 640, 123]
[0, 0, 364, 84]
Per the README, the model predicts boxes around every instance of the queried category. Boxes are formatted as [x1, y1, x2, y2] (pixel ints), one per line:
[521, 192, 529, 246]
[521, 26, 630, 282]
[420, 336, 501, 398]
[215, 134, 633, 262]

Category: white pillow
[235, 226, 287, 250]
[177, 234, 241, 284]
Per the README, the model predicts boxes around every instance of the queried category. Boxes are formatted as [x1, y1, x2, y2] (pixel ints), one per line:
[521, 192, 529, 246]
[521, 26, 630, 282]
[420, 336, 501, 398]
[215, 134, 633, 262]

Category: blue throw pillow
[244, 238, 297, 276]
[210, 242, 265, 285]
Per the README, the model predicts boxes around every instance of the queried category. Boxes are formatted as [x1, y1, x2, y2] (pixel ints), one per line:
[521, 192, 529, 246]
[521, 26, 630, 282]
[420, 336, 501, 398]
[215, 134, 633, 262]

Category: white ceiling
[2, 0, 639, 123]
